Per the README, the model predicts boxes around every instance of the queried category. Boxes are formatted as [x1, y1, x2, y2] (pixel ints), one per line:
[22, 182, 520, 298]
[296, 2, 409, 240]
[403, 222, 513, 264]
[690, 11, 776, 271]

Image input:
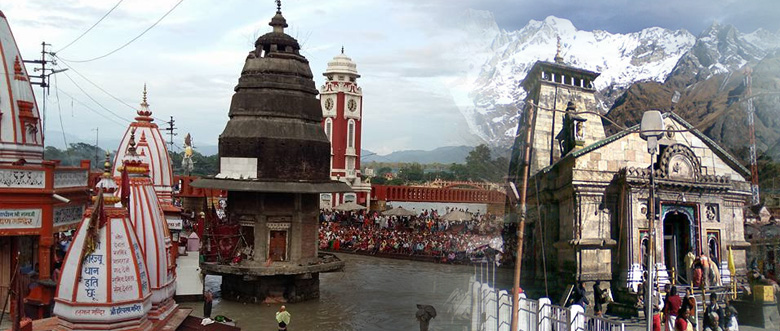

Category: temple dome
[0, 11, 44, 162]
[217, 7, 331, 182]
[54, 159, 152, 330]
[323, 51, 360, 78]
[111, 86, 174, 205]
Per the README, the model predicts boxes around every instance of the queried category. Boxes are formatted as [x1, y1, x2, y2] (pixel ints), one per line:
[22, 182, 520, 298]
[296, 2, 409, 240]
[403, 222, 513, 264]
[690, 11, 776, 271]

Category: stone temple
[508, 50, 751, 305]
[192, 4, 348, 303]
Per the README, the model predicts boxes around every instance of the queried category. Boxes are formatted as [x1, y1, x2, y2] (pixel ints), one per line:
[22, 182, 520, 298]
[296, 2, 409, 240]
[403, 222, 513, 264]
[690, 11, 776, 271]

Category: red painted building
[0, 11, 90, 317]
[320, 49, 371, 207]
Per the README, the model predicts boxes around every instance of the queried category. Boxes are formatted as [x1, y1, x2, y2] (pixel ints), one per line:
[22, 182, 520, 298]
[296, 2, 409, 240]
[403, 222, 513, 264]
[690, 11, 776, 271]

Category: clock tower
[320, 48, 370, 207]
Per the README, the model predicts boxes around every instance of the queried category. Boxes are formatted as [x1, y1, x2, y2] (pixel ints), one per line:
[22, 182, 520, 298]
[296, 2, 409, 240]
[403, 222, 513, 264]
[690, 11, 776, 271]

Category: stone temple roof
[208, 7, 335, 186]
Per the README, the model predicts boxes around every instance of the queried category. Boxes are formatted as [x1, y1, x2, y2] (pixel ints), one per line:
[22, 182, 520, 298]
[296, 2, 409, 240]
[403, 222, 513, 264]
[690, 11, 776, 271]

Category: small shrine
[119, 129, 177, 320]
[53, 156, 153, 331]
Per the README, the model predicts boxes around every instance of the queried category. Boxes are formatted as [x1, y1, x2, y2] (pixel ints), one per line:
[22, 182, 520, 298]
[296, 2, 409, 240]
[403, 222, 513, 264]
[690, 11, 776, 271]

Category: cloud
[7, 0, 780, 155]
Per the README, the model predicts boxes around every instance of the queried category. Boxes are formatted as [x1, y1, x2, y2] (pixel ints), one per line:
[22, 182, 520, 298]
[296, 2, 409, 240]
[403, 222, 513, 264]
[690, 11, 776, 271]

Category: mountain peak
[542, 15, 576, 34]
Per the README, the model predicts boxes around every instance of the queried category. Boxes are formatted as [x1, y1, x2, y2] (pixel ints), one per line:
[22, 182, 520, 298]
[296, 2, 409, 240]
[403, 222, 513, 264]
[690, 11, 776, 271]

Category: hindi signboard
[0, 209, 42, 229]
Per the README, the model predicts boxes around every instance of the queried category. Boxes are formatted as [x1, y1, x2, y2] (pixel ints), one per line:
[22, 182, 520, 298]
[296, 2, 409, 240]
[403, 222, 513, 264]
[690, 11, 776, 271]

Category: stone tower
[193, 3, 347, 303]
[509, 43, 605, 179]
[320, 49, 371, 207]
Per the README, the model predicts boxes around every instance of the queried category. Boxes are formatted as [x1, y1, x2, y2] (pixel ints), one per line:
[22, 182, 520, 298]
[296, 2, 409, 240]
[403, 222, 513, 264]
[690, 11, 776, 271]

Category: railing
[517, 297, 538, 331]
[53, 169, 88, 189]
[467, 280, 627, 331]
[573, 312, 625, 331]
[543, 303, 571, 331]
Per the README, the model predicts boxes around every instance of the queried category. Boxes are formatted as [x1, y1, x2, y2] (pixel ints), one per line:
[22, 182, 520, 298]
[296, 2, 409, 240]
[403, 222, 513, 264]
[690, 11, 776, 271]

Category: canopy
[441, 210, 473, 222]
[333, 201, 367, 211]
[382, 206, 416, 217]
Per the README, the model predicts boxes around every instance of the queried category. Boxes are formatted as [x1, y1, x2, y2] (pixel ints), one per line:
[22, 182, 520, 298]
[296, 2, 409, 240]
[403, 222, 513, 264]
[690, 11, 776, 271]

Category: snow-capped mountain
[453, 11, 780, 148]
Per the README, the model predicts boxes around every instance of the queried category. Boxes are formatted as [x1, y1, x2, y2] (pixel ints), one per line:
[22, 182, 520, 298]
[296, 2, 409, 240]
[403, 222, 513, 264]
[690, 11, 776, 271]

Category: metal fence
[573, 312, 626, 331]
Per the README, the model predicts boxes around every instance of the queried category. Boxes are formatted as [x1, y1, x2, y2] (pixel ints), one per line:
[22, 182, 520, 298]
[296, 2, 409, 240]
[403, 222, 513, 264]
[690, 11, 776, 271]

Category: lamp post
[640, 110, 664, 331]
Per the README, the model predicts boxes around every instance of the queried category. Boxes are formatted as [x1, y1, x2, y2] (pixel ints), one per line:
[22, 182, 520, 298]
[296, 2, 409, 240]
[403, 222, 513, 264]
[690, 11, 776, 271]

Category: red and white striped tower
[118, 129, 176, 321]
[0, 11, 44, 162]
[320, 48, 371, 207]
[112, 86, 181, 252]
[53, 155, 152, 331]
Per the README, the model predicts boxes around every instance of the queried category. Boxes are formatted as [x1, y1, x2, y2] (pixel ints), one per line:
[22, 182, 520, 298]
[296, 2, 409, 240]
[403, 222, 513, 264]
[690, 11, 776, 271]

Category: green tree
[398, 162, 424, 182]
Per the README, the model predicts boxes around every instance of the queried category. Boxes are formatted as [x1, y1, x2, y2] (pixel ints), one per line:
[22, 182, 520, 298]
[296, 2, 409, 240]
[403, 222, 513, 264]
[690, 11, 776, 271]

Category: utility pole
[24, 41, 67, 147]
[510, 103, 535, 331]
[640, 110, 664, 331]
[163, 116, 177, 151]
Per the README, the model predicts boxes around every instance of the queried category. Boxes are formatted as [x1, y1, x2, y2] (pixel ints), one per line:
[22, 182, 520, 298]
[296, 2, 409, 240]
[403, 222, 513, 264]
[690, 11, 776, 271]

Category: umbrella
[382, 206, 416, 217]
[441, 210, 473, 222]
[333, 202, 367, 211]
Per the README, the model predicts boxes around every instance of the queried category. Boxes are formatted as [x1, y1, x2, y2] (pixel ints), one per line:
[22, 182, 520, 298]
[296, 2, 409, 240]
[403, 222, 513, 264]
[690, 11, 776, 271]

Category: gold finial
[554, 36, 564, 64]
[103, 151, 111, 176]
[128, 128, 137, 153]
[142, 83, 148, 104]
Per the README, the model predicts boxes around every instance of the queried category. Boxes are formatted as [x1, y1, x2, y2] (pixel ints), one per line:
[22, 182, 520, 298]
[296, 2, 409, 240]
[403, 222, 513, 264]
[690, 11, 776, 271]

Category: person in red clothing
[663, 285, 682, 331]
[674, 307, 690, 331]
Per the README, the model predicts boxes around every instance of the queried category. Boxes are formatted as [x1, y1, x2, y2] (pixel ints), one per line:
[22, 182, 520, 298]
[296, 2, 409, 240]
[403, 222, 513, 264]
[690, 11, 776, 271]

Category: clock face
[347, 99, 357, 112]
[324, 97, 334, 110]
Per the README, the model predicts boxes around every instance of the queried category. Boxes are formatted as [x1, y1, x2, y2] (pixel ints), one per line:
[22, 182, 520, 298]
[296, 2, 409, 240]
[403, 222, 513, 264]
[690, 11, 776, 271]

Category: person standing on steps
[276, 305, 291, 331]
[203, 290, 214, 318]
[593, 281, 605, 316]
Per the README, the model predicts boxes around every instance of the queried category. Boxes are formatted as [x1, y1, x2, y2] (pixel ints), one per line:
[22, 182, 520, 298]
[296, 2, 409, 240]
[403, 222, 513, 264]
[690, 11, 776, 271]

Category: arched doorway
[663, 210, 694, 284]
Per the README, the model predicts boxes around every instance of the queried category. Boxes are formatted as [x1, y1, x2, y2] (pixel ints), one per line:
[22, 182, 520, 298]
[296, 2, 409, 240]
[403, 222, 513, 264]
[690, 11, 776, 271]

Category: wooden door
[0, 237, 11, 312]
[269, 231, 287, 262]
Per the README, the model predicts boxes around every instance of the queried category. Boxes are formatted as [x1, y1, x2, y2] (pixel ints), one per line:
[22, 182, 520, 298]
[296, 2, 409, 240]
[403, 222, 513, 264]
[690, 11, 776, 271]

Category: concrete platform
[200, 253, 344, 277]
[175, 252, 205, 301]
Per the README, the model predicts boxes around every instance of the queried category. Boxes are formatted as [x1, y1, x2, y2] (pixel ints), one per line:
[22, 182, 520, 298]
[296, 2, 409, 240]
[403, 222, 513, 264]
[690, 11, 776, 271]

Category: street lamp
[639, 110, 664, 331]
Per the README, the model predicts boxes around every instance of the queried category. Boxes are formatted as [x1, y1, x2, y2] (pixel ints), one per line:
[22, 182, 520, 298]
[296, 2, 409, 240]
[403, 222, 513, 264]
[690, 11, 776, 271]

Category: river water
[181, 253, 514, 331]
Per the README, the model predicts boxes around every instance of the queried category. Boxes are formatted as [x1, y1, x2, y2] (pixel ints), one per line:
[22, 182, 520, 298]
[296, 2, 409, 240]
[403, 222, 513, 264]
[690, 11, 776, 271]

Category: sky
[3, 0, 780, 155]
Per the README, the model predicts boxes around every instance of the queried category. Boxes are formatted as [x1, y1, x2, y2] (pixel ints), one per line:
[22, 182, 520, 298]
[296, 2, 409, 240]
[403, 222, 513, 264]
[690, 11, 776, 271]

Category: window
[348, 120, 355, 148]
[325, 118, 333, 142]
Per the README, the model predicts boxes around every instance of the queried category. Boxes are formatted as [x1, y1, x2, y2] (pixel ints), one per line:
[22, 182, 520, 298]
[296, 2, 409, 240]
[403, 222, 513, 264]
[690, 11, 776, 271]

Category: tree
[398, 162, 424, 182]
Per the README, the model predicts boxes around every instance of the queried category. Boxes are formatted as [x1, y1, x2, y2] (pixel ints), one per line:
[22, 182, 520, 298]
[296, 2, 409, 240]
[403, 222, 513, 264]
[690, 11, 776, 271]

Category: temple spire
[341, 45, 344, 54]
[269, 0, 288, 33]
[554, 36, 564, 64]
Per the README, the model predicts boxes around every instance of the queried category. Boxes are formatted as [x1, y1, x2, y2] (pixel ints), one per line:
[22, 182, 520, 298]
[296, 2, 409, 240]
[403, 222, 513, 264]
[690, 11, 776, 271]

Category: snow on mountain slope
[450, 13, 696, 147]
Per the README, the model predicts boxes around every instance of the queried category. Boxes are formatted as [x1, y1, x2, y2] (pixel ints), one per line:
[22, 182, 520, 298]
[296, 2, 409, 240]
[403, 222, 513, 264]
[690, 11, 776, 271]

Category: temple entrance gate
[662, 205, 697, 284]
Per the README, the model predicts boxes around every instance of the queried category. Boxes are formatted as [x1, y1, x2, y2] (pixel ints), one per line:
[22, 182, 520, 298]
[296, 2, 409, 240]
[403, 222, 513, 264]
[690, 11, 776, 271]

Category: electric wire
[52, 73, 70, 154]
[54, 0, 185, 63]
[56, 87, 126, 127]
[56, 59, 136, 111]
[56, 0, 125, 53]
[56, 59, 169, 122]
[60, 70, 132, 124]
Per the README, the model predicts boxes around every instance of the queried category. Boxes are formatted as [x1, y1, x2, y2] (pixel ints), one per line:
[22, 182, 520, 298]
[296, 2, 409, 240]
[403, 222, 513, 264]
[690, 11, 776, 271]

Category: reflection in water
[181, 253, 513, 331]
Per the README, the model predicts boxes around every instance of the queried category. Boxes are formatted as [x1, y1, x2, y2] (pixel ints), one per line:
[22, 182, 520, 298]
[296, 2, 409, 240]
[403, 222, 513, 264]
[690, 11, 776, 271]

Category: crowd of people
[318, 208, 514, 265]
[653, 285, 739, 331]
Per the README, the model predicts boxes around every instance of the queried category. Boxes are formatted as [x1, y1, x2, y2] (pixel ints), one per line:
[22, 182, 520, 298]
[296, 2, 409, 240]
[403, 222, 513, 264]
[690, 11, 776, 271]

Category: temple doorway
[663, 211, 693, 284]
[269, 231, 288, 262]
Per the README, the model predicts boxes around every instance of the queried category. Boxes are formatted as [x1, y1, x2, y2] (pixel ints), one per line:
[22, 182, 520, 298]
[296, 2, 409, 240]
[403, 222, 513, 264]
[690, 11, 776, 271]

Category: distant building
[320, 49, 371, 208]
[508, 48, 751, 300]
